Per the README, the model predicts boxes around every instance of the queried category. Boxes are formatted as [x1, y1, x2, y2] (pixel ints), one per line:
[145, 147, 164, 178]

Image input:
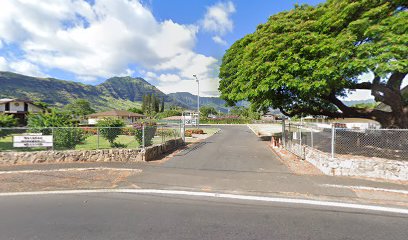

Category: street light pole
[193, 74, 200, 127]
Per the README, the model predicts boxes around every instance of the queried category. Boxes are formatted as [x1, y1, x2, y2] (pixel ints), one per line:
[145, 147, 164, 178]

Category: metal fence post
[311, 130, 314, 149]
[161, 125, 164, 144]
[142, 124, 145, 149]
[182, 121, 185, 142]
[51, 127, 54, 151]
[281, 120, 285, 147]
[331, 124, 335, 159]
[97, 127, 100, 149]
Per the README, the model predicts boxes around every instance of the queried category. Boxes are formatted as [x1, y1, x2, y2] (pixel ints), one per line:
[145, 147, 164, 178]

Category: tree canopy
[64, 99, 95, 119]
[219, 0, 407, 128]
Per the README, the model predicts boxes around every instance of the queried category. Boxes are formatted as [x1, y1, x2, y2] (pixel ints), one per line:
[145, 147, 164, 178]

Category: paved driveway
[165, 125, 290, 172]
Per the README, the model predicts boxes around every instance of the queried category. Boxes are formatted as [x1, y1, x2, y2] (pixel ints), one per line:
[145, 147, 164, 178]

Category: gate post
[331, 124, 335, 159]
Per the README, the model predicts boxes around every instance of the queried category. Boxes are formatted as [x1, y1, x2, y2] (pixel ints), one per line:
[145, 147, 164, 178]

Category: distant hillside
[343, 99, 375, 107]
[168, 92, 228, 112]
[0, 71, 177, 111]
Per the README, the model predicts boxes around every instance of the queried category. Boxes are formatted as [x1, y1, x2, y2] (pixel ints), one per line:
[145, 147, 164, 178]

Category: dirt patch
[0, 168, 141, 192]
[269, 146, 323, 176]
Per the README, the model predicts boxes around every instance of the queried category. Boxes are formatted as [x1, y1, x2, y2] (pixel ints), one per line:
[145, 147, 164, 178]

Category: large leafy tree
[219, 0, 407, 128]
[64, 99, 95, 120]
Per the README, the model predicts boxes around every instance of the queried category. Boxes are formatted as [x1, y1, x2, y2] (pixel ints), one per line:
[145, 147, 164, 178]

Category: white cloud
[202, 1, 235, 45]
[202, 1, 235, 35]
[212, 36, 227, 45]
[157, 74, 182, 82]
[0, 57, 8, 71]
[0, 57, 46, 77]
[0, 0, 221, 95]
[9, 60, 47, 77]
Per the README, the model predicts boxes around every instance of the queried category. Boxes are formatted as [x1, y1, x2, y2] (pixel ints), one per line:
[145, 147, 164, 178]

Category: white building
[0, 98, 44, 125]
[87, 110, 146, 125]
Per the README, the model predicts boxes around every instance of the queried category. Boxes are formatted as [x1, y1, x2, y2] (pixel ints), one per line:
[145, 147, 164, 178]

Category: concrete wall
[0, 138, 184, 165]
[286, 142, 408, 181]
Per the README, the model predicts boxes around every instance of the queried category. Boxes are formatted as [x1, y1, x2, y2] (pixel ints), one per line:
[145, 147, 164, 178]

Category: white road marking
[246, 124, 258, 135]
[0, 167, 142, 175]
[321, 184, 408, 195]
[0, 189, 407, 215]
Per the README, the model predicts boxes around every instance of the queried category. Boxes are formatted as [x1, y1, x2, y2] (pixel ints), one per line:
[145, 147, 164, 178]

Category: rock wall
[287, 142, 408, 181]
[0, 138, 184, 165]
[143, 138, 184, 161]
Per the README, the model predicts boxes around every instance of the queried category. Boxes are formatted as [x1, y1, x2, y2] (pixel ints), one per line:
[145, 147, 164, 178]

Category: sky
[0, 0, 385, 101]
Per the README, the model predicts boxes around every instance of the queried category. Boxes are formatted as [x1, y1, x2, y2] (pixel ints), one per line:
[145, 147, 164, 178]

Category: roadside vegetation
[219, 0, 407, 128]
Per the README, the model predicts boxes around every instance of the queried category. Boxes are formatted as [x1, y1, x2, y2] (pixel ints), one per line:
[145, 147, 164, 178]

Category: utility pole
[193, 74, 200, 127]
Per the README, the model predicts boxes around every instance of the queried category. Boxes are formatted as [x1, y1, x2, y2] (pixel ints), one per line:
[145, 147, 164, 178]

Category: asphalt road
[1, 126, 408, 239]
[1, 193, 407, 240]
[129, 126, 358, 198]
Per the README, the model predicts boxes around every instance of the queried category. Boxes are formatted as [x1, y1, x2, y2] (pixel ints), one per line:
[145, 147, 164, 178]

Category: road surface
[1, 192, 407, 240]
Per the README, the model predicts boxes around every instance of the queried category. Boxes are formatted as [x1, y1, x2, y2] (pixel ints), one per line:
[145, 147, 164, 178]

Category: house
[87, 110, 146, 125]
[261, 110, 284, 121]
[0, 98, 44, 125]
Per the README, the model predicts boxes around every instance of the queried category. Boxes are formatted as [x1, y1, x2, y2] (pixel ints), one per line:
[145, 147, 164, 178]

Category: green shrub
[27, 110, 85, 149]
[0, 114, 18, 138]
[53, 128, 86, 150]
[96, 118, 125, 147]
[156, 128, 174, 138]
[134, 124, 157, 147]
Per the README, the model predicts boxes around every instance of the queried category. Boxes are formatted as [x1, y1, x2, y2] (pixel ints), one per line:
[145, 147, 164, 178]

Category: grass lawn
[75, 135, 140, 150]
[0, 136, 48, 152]
[0, 128, 184, 152]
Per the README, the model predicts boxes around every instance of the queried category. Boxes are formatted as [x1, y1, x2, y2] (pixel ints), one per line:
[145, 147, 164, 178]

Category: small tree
[0, 114, 18, 138]
[154, 95, 160, 113]
[134, 122, 157, 147]
[27, 110, 85, 149]
[142, 95, 147, 113]
[160, 97, 165, 112]
[96, 118, 125, 147]
[200, 106, 217, 118]
[128, 107, 144, 114]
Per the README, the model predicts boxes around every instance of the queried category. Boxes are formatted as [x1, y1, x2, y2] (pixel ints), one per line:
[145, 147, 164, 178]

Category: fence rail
[0, 123, 185, 152]
[282, 122, 408, 161]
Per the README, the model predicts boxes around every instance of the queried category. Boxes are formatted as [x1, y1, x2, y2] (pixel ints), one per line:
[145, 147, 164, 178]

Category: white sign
[13, 135, 53, 148]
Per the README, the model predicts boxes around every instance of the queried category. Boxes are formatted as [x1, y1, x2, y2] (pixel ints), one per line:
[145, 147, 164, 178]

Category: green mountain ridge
[0, 71, 227, 111]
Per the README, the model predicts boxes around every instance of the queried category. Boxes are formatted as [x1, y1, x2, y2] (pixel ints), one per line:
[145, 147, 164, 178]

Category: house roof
[162, 116, 183, 120]
[0, 98, 34, 104]
[0, 98, 44, 109]
[88, 110, 145, 118]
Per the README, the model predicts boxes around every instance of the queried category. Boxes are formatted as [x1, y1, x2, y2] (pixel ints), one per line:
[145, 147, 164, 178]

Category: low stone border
[143, 138, 184, 161]
[286, 142, 408, 181]
[0, 138, 184, 165]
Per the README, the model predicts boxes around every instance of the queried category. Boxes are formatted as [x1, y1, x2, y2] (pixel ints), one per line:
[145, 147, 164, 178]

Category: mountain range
[0, 71, 228, 111]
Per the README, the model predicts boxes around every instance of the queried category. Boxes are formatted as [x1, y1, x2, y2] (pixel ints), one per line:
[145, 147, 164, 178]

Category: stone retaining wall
[143, 138, 184, 161]
[288, 143, 408, 181]
[0, 138, 184, 165]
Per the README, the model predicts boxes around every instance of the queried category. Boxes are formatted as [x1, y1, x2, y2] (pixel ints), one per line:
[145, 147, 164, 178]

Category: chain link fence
[283, 122, 408, 161]
[0, 123, 184, 152]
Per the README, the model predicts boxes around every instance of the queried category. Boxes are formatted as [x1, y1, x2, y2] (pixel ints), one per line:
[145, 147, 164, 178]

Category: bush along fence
[0, 123, 185, 152]
[281, 121, 408, 180]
